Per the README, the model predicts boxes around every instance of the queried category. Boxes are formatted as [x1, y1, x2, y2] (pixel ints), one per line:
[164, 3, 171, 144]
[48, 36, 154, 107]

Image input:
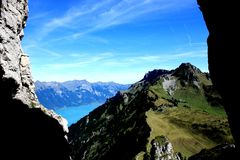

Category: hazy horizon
[34, 62, 209, 84]
[22, 0, 209, 84]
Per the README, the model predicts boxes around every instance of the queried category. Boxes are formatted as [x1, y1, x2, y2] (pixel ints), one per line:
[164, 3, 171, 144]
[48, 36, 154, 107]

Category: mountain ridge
[68, 63, 232, 160]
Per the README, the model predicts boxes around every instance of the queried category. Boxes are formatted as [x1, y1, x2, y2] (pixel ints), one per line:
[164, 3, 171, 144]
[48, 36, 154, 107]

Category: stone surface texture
[0, 0, 70, 159]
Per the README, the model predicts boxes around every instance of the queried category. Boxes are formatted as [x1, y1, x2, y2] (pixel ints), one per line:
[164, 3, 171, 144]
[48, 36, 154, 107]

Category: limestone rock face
[1, 0, 37, 109]
[0, 0, 70, 159]
[149, 136, 181, 160]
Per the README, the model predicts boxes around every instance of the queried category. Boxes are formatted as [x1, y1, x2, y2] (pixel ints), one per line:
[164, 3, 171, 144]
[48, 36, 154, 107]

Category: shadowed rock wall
[197, 0, 239, 151]
[0, 0, 70, 159]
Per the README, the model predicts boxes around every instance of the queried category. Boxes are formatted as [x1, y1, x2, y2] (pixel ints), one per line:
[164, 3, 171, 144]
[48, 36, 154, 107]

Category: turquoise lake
[54, 103, 102, 126]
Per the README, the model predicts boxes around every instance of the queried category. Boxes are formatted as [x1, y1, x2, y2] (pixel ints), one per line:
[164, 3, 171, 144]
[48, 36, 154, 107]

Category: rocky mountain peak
[174, 63, 201, 75]
[142, 69, 170, 83]
[62, 80, 91, 91]
[141, 63, 203, 86]
[173, 63, 202, 82]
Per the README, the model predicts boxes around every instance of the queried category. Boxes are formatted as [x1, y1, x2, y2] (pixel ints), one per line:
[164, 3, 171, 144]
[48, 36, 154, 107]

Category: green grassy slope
[141, 70, 233, 158]
[146, 107, 233, 158]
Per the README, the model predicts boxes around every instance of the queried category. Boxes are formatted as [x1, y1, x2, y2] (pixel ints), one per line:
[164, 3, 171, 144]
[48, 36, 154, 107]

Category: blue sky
[22, 0, 208, 84]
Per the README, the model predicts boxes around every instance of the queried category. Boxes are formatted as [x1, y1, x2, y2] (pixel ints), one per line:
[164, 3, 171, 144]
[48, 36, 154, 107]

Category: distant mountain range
[35, 80, 130, 109]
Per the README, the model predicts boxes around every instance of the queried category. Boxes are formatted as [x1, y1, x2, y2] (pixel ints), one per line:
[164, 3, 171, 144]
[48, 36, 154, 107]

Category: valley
[54, 103, 102, 126]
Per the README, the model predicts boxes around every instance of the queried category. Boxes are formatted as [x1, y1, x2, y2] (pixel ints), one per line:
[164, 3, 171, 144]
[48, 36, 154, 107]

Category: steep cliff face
[0, 0, 70, 159]
[197, 0, 239, 152]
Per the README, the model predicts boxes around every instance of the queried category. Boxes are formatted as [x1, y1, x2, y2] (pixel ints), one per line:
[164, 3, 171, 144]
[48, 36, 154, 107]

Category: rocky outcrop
[147, 136, 181, 160]
[197, 0, 240, 152]
[1, 0, 70, 159]
[173, 63, 201, 85]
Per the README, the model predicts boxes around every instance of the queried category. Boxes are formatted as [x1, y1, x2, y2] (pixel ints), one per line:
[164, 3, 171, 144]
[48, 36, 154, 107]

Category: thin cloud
[85, 35, 109, 44]
[40, 0, 193, 39]
[28, 12, 51, 21]
[26, 46, 62, 57]
[98, 50, 207, 67]
[45, 52, 114, 69]
[41, 0, 113, 37]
